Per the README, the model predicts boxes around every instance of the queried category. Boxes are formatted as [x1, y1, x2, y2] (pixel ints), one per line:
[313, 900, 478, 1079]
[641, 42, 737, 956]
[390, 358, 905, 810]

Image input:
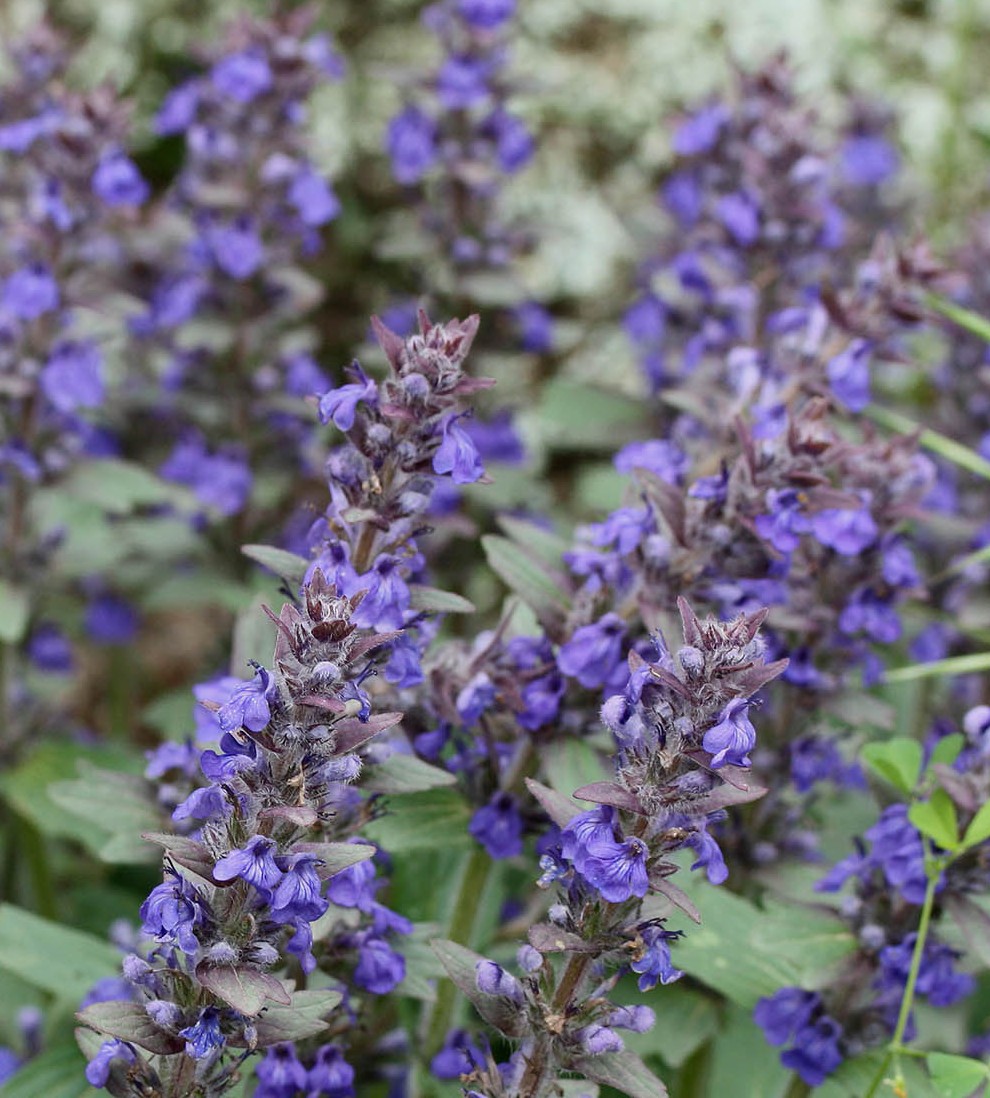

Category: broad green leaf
[407, 584, 476, 614]
[909, 789, 960, 851]
[927, 1052, 990, 1098]
[861, 738, 923, 794]
[430, 939, 529, 1038]
[61, 458, 196, 513]
[754, 903, 858, 983]
[481, 535, 571, 622]
[885, 652, 990, 684]
[672, 886, 800, 1006]
[614, 982, 719, 1069]
[816, 1050, 938, 1097]
[704, 1005, 790, 1098]
[535, 379, 646, 452]
[241, 543, 309, 583]
[396, 923, 443, 1002]
[963, 801, 990, 850]
[0, 580, 29, 643]
[363, 754, 457, 794]
[0, 905, 120, 998]
[0, 1041, 93, 1098]
[497, 514, 571, 567]
[77, 1001, 183, 1055]
[363, 789, 473, 854]
[865, 405, 990, 483]
[542, 738, 609, 802]
[230, 594, 278, 677]
[930, 734, 966, 769]
[251, 990, 342, 1047]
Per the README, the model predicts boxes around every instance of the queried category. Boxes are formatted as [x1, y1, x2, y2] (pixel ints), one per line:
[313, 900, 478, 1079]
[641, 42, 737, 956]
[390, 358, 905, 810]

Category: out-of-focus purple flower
[557, 613, 626, 689]
[160, 436, 252, 516]
[387, 106, 438, 185]
[754, 489, 810, 553]
[780, 1017, 843, 1086]
[866, 804, 933, 904]
[717, 190, 760, 246]
[155, 82, 199, 135]
[92, 151, 150, 207]
[838, 587, 901, 644]
[810, 504, 878, 555]
[84, 593, 138, 645]
[489, 110, 532, 172]
[2, 264, 58, 320]
[85, 1039, 137, 1087]
[703, 698, 757, 768]
[80, 976, 134, 1009]
[255, 1043, 309, 1097]
[437, 56, 489, 110]
[433, 414, 485, 483]
[212, 49, 273, 103]
[513, 301, 553, 353]
[464, 411, 525, 464]
[880, 536, 920, 588]
[624, 295, 666, 347]
[827, 339, 872, 412]
[288, 166, 340, 226]
[754, 988, 820, 1046]
[459, 0, 516, 27]
[354, 936, 405, 994]
[27, 623, 73, 673]
[469, 793, 524, 859]
[431, 1029, 487, 1080]
[307, 1044, 355, 1097]
[662, 170, 702, 225]
[614, 439, 686, 483]
[842, 135, 899, 187]
[204, 217, 264, 279]
[457, 671, 497, 724]
[40, 340, 104, 413]
[672, 103, 727, 156]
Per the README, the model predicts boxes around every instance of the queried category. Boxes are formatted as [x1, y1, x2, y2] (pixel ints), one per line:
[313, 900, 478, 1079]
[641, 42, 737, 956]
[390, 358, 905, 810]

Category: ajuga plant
[0, 24, 151, 760]
[125, 10, 344, 539]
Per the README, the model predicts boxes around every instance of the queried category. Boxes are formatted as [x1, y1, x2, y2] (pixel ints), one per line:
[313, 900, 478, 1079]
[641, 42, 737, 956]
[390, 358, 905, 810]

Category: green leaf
[613, 983, 719, 1069]
[497, 514, 571, 567]
[0, 1041, 93, 1098]
[927, 1052, 990, 1098]
[569, 1051, 669, 1098]
[196, 964, 291, 1015]
[0, 905, 120, 998]
[861, 738, 923, 794]
[816, 1050, 938, 1097]
[963, 800, 990, 850]
[430, 939, 529, 1038]
[250, 989, 342, 1047]
[61, 458, 195, 513]
[407, 585, 476, 615]
[230, 594, 278, 677]
[0, 580, 29, 643]
[363, 789, 473, 854]
[930, 734, 966, 769]
[885, 651, 990, 684]
[703, 1005, 790, 1098]
[909, 789, 961, 851]
[76, 1001, 183, 1055]
[362, 754, 457, 794]
[944, 894, 990, 968]
[535, 379, 646, 452]
[290, 841, 376, 879]
[754, 903, 858, 983]
[542, 738, 609, 802]
[865, 405, 990, 483]
[481, 535, 571, 622]
[241, 544, 309, 583]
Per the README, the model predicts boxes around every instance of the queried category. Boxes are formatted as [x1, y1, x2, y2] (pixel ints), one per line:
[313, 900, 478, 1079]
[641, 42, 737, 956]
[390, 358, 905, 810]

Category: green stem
[863, 861, 942, 1098]
[19, 816, 57, 920]
[422, 843, 493, 1055]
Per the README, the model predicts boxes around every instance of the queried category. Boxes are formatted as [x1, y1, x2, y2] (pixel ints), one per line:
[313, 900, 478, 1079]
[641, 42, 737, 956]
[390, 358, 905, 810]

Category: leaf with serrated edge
[248, 990, 342, 1048]
[196, 963, 291, 1015]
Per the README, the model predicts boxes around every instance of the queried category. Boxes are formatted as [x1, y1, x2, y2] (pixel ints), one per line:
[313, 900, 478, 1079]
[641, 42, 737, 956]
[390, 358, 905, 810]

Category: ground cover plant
[2, 2, 990, 1097]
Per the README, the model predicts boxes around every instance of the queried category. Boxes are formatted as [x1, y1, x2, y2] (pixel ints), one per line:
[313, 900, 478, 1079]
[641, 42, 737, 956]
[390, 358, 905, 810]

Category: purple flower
[213, 835, 283, 893]
[0, 1049, 20, 1085]
[179, 1007, 225, 1060]
[672, 103, 727, 156]
[172, 783, 230, 823]
[880, 536, 920, 588]
[476, 960, 524, 1003]
[27, 623, 72, 673]
[827, 339, 872, 412]
[348, 555, 410, 631]
[288, 166, 340, 226]
[717, 190, 760, 246]
[513, 301, 553, 352]
[838, 588, 901, 644]
[754, 988, 819, 1046]
[84, 593, 138, 644]
[810, 505, 878, 555]
[686, 825, 728, 885]
[431, 1029, 487, 1080]
[842, 135, 899, 186]
[469, 793, 524, 859]
[386, 106, 438, 184]
[754, 489, 810, 553]
[39, 340, 104, 413]
[459, 0, 516, 27]
[437, 56, 489, 109]
[255, 1043, 309, 1098]
[204, 217, 264, 279]
[155, 82, 199, 135]
[878, 936, 975, 1009]
[780, 1016, 843, 1086]
[354, 936, 405, 994]
[270, 854, 328, 922]
[608, 1005, 656, 1033]
[433, 414, 485, 483]
[308, 1044, 355, 1097]
[489, 110, 533, 172]
[457, 672, 497, 724]
[703, 698, 757, 768]
[217, 666, 273, 733]
[614, 439, 686, 483]
[85, 1039, 137, 1087]
[318, 365, 377, 430]
[624, 295, 666, 347]
[662, 170, 702, 225]
[2, 264, 58, 320]
[92, 151, 150, 207]
[577, 1024, 623, 1055]
[866, 805, 931, 904]
[464, 411, 525, 464]
[579, 835, 650, 903]
[139, 872, 207, 956]
[557, 613, 626, 689]
[80, 976, 134, 1008]
[212, 49, 273, 103]
[630, 925, 683, 991]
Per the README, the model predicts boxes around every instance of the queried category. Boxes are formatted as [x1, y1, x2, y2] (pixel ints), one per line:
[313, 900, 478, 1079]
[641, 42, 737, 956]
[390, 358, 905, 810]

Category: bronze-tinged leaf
[527, 923, 600, 954]
[572, 782, 645, 815]
[333, 712, 404, 753]
[646, 873, 702, 924]
[524, 778, 583, 827]
[246, 990, 342, 1048]
[196, 963, 291, 1015]
[568, 1050, 669, 1098]
[77, 1001, 185, 1055]
[141, 832, 216, 881]
[258, 805, 318, 827]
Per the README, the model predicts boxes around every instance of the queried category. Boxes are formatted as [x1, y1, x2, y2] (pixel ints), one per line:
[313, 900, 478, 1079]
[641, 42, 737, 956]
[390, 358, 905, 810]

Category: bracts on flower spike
[431, 598, 785, 1098]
